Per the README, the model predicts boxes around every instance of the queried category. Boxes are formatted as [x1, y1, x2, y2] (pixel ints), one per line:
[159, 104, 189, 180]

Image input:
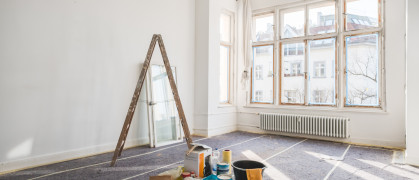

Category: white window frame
[247, 0, 385, 110]
[219, 10, 235, 105]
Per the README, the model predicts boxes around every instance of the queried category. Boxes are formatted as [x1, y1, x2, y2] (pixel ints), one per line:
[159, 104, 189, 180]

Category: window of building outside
[285, 90, 298, 103]
[313, 62, 326, 78]
[255, 91, 263, 102]
[255, 65, 263, 80]
[291, 63, 302, 76]
[251, 0, 383, 108]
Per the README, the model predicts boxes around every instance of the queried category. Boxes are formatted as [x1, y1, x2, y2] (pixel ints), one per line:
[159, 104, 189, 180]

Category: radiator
[260, 113, 349, 138]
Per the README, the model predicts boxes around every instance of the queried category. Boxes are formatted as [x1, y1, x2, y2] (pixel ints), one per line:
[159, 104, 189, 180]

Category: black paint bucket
[231, 160, 266, 180]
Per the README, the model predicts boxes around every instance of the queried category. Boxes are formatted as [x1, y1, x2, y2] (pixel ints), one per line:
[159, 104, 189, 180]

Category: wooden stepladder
[110, 34, 193, 166]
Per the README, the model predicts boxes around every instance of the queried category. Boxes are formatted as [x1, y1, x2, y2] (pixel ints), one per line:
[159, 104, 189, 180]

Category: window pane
[309, 2, 336, 35]
[281, 42, 305, 104]
[253, 13, 274, 42]
[346, 0, 379, 31]
[346, 34, 379, 106]
[252, 45, 274, 103]
[220, 13, 231, 42]
[308, 38, 336, 105]
[220, 46, 229, 103]
[281, 8, 305, 39]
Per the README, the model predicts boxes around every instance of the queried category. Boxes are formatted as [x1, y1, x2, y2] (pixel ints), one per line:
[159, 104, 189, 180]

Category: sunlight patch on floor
[241, 149, 291, 180]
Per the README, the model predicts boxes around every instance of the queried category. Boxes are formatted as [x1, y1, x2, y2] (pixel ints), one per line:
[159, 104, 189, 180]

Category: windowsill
[218, 103, 234, 108]
[243, 103, 387, 114]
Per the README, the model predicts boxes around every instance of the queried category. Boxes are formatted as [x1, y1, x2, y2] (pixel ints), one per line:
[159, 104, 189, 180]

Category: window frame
[342, 0, 384, 108]
[219, 10, 235, 105]
[343, 32, 383, 108]
[248, 0, 385, 110]
[278, 3, 338, 107]
[250, 11, 276, 104]
[250, 44, 275, 104]
[343, 0, 382, 33]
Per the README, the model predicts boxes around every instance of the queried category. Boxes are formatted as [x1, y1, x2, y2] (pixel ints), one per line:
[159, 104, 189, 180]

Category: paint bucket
[217, 162, 229, 175]
[217, 174, 233, 180]
[231, 160, 267, 180]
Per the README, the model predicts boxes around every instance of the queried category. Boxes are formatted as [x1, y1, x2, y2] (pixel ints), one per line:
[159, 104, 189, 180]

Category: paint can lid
[182, 172, 191, 177]
[218, 174, 233, 180]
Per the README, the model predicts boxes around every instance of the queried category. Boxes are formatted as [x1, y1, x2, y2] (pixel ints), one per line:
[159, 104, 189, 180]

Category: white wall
[405, 0, 419, 166]
[194, 0, 238, 137]
[236, 0, 407, 148]
[0, 0, 195, 173]
[251, 0, 309, 10]
[194, 0, 210, 136]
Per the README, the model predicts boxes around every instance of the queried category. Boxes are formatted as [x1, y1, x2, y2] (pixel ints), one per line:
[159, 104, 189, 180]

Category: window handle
[149, 101, 157, 106]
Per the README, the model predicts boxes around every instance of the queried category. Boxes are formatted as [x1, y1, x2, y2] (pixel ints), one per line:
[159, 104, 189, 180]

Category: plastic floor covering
[1, 131, 419, 180]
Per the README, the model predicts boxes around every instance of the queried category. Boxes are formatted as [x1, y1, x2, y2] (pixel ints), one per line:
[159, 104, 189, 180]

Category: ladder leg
[157, 35, 193, 149]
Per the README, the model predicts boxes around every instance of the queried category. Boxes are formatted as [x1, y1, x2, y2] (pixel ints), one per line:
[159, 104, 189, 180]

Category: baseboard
[0, 138, 149, 174]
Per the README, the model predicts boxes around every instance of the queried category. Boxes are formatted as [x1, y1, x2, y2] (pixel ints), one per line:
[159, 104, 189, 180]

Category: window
[285, 90, 298, 103]
[312, 90, 327, 103]
[255, 91, 263, 102]
[291, 63, 302, 76]
[313, 62, 326, 78]
[255, 65, 263, 80]
[219, 12, 233, 104]
[219, 46, 229, 103]
[281, 7, 305, 38]
[284, 44, 304, 56]
[309, 2, 336, 35]
[250, 0, 382, 108]
[252, 45, 274, 103]
[253, 13, 274, 41]
[281, 42, 305, 104]
[279, 5, 337, 106]
[220, 13, 231, 42]
[344, 0, 382, 107]
[251, 13, 275, 104]
[308, 38, 336, 105]
[345, 34, 379, 106]
[345, 0, 379, 31]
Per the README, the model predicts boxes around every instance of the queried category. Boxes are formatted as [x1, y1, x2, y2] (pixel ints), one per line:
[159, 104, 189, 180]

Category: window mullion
[274, 8, 279, 105]
[304, 5, 309, 105]
[338, 0, 344, 108]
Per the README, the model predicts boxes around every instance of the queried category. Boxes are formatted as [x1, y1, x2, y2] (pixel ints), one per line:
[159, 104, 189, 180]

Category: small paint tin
[217, 162, 230, 175]
[218, 174, 233, 180]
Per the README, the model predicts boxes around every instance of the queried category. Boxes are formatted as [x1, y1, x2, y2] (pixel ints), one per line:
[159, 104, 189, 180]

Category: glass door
[148, 64, 182, 147]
